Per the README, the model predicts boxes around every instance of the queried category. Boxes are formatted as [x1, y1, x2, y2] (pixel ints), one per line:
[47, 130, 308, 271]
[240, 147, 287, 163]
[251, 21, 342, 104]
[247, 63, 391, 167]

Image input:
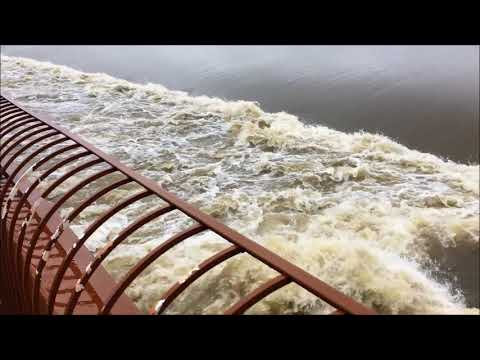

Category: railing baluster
[1, 94, 376, 315]
[12, 150, 91, 312]
[1, 131, 61, 218]
[47, 189, 152, 313]
[46, 177, 133, 313]
[1, 119, 41, 144]
[31, 167, 117, 312]
[0, 115, 34, 133]
[1, 136, 69, 309]
[1, 110, 29, 123]
[224, 274, 292, 315]
[66, 178, 133, 224]
[1, 131, 60, 175]
[101, 224, 208, 314]
[0, 104, 17, 113]
[10, 147, 88, 261]
[151, 245, 243, 315]
[23, 158, 105, 297]
[65, 203, 177, 314]
[0, 123, 47, 157]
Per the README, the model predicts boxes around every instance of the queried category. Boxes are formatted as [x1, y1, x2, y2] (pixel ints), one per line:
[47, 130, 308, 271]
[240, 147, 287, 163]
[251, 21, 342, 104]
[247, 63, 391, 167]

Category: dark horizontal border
[1, 315, 479, 345]
[2, 32, 479, 45]
[3, 318, 476, 357]
[1, 6, 479, 45]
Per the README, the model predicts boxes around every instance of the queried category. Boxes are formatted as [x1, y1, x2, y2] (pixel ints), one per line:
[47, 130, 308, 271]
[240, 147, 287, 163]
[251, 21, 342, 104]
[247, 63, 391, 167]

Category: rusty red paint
[1, 93, 376, 315]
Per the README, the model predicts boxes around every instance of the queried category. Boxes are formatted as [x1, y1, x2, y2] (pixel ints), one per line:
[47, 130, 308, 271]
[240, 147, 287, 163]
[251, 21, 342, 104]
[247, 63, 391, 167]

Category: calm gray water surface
[1, 45, 479, 163]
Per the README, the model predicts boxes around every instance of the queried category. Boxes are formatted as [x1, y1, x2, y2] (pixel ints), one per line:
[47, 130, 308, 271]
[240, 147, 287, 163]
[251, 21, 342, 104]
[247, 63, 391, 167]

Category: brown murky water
[1, 48, 478, 313]
[2, 45, 478, 163]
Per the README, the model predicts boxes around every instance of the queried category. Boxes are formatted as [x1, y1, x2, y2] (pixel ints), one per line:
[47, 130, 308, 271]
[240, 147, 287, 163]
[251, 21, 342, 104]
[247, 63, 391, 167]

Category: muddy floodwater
[1, 46, 478, 314]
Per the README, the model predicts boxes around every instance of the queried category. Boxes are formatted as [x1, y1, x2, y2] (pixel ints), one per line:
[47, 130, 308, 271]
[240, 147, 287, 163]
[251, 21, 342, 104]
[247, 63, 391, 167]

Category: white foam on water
[1, 55, 478, 314]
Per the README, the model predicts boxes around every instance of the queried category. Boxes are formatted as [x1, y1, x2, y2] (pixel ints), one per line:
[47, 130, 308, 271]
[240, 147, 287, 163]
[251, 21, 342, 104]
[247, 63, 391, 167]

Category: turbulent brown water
[3, 45, 478, 164]
[1, 56, 479, 314]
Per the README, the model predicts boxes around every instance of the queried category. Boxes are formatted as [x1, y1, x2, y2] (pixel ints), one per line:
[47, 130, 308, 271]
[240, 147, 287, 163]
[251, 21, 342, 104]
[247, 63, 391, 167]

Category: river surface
[2, 46, 478, 164]
[1, 48, 478, 314]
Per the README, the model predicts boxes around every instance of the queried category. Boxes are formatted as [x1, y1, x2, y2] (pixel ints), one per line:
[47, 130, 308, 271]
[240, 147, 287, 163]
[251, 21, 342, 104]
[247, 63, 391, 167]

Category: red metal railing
[0, 93, 376, 315]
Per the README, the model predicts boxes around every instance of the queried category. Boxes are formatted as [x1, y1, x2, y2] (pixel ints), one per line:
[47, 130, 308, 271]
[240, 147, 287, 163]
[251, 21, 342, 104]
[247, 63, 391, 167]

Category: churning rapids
[1, 56, 479, 315]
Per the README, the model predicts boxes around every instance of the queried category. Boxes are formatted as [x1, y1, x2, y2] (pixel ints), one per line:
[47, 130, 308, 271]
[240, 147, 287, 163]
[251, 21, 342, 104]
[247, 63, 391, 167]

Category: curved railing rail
[0, 93, 376, 315]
